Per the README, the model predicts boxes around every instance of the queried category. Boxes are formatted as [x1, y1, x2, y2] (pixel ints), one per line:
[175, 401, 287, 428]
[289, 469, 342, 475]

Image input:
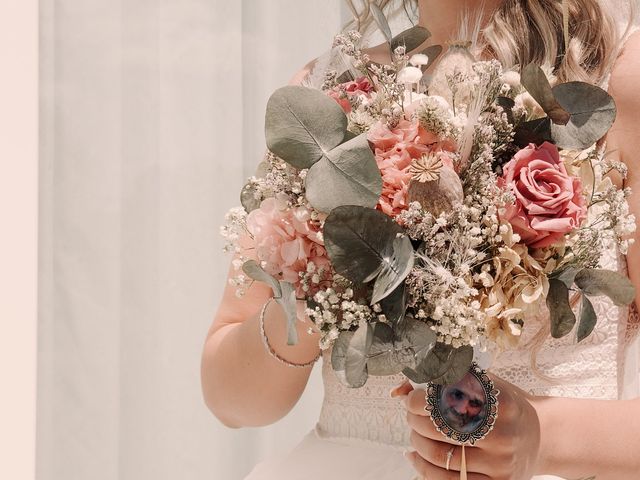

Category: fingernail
[403, 449, 416, 460]
[389, 380, 407, 398]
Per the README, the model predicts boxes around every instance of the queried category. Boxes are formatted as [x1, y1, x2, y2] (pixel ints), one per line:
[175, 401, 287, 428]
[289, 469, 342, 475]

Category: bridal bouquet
[221, 18, 636, 387]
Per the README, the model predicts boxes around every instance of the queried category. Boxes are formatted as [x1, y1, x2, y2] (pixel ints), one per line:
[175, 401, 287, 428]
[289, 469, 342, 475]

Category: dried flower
[409, 153, 444, 182]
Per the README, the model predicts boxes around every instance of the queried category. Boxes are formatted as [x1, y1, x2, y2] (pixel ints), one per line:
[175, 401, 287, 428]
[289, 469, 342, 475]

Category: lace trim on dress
[317, 349, 412, 448]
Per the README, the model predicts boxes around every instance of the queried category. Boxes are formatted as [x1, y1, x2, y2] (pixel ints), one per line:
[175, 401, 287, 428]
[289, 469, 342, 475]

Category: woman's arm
[200, 62, 321, 429]
[532, 395, 640, 479]
[606, 30, 640, 308]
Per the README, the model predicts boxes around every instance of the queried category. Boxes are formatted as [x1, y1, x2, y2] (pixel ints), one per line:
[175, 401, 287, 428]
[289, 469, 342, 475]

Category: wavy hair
[344, 0, 632, 85]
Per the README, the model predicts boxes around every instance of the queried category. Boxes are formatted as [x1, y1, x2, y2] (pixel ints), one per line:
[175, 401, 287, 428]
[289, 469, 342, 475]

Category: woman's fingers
[404, 386, 429, 415]
[404, 450, 491, 480]
[409, 430, 489, 475]
[390, 380, 414, 398]
[406, 411, 457, 443]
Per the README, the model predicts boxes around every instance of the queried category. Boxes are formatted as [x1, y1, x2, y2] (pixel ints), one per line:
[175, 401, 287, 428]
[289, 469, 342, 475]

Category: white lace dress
[243, 27, 640, 480]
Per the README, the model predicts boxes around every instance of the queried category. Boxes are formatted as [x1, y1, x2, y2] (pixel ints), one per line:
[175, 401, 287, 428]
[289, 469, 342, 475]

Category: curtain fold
[37, 2, 346, 479]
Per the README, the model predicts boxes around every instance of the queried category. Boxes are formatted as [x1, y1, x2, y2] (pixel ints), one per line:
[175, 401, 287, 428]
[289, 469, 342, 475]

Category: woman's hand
[396, 375, 545, 480]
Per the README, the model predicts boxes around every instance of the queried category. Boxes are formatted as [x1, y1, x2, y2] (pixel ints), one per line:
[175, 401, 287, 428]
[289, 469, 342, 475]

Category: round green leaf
[367, 323, 403, 376]
[575, 268, 636, 306]
[577, 294, 597, 343]
[323, 205, 413, 304]
[550, 82, 617, 150]
[240, 182, 261, 213]
[521, 63, 570, 125]
[265, 86, 348, 169]
[379, 283, 407, 325]
[413, 343, 474, 385]
[305, 133, 382, 213]
[547, 278, 576, 338]
[390, 25, 431, 53]
[371, 236, 414, 305]
[345, 322, 373, 387]
[396, 315, 437, 366]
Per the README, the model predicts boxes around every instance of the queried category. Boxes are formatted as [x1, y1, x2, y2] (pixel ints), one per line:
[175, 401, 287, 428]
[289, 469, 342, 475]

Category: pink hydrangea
[367, 118, 456, 217]
[246, 197, 330, 293]
[327, 76, 374, 113]
[499, 142, 588, 249]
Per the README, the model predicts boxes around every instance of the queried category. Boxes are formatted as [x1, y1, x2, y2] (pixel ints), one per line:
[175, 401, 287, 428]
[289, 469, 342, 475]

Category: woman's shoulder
[608, 28, 640, 103]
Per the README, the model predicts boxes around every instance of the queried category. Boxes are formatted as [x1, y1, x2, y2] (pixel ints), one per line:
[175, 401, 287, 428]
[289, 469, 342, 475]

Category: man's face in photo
[439, 373, 486, 433]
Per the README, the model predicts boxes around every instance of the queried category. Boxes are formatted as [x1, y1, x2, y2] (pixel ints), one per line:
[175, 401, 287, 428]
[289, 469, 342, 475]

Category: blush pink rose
[246, 197, 330, 294]
[367, 118, 456, 217]
[499, 142, 587, 249]
[327, 76, 374, 113]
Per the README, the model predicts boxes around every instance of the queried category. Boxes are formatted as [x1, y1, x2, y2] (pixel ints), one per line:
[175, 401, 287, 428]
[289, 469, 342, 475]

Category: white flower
[397, 66, 423, 84]
[501, 70, 521, 88]
[409, 53, 430, 67]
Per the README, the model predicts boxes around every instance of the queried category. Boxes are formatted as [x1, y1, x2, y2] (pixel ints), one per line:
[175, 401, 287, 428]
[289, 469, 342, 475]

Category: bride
[201, 1, 640, 478]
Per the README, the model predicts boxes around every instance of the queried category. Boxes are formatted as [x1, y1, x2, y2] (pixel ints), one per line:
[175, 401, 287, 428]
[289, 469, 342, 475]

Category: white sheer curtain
[37, 1, 347, 479]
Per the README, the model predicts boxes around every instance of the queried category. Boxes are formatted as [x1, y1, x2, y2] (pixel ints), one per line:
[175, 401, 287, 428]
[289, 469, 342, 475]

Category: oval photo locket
[424, 361, 500, 445]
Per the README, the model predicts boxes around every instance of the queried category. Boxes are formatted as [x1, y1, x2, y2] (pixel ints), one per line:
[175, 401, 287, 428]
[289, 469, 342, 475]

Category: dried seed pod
[407, 165, 463, 216]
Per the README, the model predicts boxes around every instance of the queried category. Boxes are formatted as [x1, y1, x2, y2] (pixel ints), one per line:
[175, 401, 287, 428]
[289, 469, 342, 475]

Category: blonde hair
[344, 0, 629, 85]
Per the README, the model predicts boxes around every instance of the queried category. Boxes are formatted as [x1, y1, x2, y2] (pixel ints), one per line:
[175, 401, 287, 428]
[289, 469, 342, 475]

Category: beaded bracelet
[259, 297, 321, 368]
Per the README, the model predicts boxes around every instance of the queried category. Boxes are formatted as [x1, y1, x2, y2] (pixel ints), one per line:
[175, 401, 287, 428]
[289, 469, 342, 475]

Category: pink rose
[246, 197, 330, 294]
[327, 76, 374, 113]
[500, 142, 587, 248]
[367, 119, 456, 217]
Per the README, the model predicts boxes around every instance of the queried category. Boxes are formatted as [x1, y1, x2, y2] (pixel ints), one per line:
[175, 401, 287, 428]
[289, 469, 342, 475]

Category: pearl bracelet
[259, 298, 320, 368]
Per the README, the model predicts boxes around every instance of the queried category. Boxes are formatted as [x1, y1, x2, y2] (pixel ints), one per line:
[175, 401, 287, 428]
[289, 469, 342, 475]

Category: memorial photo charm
[424, 361, 500, 445]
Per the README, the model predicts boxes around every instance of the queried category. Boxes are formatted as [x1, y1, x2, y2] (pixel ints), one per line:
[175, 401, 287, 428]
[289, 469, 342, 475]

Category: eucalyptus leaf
[305, 133, 382, 213]
[265, 85, 348, 169]
[367, 322, 403, 376]
[577, 294, 597, 343]
[418, 343, 474, 385]
[520, 64, 570, 125]
[550, 82, 617, 150]
[242, 260, 282, 298]
[513, 117, 553, 147]
[550, 266, 580, 288]
[336, 70, 355, 84]
[379, 283, 407, 325]
[547, 278, 576, 338]
[254, 160, 270, 178]
[396, 315, 437, 366]
[331, 330, 352, 383]
[371, 236, 414, 305]
[370, 3, 393, 42]
[240, 182, 261, 213]
[403, 343, 472, 385]
[323, 206, 413, 303]
[402, 365, 431, 384]
[275, 282, 299, 345]
[574, 268, 636, 306]
[390, 25, 431, 53]
[345, 322, 374, 387]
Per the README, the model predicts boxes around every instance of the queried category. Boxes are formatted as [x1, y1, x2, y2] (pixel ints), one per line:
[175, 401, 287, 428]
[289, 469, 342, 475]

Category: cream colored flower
[478, 223, 550, 349]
